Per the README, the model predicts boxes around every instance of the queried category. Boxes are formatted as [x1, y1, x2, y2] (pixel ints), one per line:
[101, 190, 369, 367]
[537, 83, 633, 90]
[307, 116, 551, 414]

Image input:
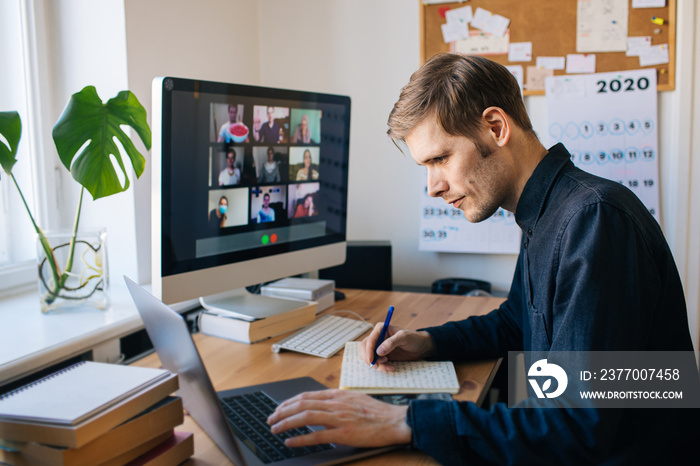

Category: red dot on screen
[270, 234, 278, 243]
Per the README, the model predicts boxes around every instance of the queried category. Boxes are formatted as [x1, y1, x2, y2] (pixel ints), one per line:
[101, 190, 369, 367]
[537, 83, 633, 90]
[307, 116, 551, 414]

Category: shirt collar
[514, 143, 572, 233]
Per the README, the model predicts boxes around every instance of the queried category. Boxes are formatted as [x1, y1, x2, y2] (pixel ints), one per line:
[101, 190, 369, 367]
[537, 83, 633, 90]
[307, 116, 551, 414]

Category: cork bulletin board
[419, 0, 676, 95]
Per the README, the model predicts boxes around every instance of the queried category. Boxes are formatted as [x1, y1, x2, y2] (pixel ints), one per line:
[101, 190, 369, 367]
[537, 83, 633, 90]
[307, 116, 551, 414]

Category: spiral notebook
[339, 341, 460, 394]
[0, 361, 171, 426]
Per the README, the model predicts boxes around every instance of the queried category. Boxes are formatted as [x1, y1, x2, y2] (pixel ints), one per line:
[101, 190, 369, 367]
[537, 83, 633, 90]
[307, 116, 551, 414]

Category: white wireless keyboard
[271, 315, 373, 358]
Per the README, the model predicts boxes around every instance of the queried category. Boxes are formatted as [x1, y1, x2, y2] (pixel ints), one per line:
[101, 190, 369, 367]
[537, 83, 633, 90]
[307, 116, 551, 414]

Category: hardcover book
[198, 300, 317, 344]
[0, 396, 183, 466]
[124, 431, 194, 466]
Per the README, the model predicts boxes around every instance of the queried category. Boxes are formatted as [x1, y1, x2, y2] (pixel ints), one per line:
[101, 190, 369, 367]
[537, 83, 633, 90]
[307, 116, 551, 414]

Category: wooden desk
[131, 289, 504, 465]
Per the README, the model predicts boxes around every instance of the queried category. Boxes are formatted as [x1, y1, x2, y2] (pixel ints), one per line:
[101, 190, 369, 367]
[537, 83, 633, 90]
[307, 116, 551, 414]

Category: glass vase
[36, 229, 110, 313]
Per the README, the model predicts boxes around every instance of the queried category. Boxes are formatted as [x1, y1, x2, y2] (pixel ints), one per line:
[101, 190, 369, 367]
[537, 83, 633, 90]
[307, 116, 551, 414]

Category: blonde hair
[387, 53, 532, 145]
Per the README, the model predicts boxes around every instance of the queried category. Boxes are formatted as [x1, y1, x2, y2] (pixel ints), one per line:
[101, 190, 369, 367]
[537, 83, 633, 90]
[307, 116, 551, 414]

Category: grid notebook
[339, 341, 460, 394]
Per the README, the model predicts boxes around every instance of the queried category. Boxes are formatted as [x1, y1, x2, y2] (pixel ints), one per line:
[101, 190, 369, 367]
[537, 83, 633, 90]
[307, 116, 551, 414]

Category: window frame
[0, 0, 63, 296]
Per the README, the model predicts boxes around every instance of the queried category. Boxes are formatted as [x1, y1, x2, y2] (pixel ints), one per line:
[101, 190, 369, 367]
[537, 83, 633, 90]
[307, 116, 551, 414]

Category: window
[2, 0, 138, 299]
[0, 0, 53, 295]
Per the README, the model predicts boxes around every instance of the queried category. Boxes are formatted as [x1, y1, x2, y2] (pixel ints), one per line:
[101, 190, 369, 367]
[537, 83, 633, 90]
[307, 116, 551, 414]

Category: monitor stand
[199, 288, 310, 321]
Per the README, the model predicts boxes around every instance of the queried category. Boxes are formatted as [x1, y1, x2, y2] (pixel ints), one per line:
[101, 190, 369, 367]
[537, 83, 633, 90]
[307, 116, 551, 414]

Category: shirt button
[524, 238, 529, 249]
[527, 229, 533, 236]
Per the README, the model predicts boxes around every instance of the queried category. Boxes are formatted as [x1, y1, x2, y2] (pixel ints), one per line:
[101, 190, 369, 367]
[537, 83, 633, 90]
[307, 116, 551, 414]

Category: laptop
[125, 277, 392, 465]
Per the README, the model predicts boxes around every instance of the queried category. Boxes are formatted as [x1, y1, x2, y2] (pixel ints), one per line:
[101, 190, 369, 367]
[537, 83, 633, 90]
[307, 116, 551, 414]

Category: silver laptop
[125, 277, 390, 465]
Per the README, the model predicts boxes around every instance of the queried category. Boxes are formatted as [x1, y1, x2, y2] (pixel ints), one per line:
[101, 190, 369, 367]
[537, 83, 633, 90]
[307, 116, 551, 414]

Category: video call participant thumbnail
[290, 147, 320, 181]
[294, 194, 315, 218]
[254, 146, 289, 184]
[208, 195, 228, 231]
[258, 193, 275, 223]
[214, 103, 249, 143]
[217, 150, 242, 186]
[290, 109, 321, 144]
[288, 182, 320, 218]
[207, 188, 249, 232]
[253, 105, 289, 143]
[251, 186, 286, 224]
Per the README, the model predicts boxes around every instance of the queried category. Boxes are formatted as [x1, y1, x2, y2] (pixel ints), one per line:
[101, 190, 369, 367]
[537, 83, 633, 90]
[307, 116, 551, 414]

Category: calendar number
[597, 76, 650, 94]
[422, 229, 447, 241]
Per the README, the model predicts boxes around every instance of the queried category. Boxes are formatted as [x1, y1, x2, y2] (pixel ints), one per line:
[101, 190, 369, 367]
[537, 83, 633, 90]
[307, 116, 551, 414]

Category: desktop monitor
[151, 77, 350, 304]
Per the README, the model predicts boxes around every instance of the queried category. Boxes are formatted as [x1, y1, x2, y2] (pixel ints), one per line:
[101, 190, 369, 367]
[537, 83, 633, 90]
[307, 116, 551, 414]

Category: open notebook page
[339, 341, 460, 394]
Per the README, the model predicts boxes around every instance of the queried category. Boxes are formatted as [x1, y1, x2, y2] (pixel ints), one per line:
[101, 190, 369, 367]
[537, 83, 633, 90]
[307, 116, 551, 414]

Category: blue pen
[370, 305, 395, 369]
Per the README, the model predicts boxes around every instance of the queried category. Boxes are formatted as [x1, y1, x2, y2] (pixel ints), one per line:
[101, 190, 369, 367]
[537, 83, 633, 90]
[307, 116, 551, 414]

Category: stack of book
[0, 361, 193, 465]
[261, 277, 335, 312]
[199, 290, 317, 344]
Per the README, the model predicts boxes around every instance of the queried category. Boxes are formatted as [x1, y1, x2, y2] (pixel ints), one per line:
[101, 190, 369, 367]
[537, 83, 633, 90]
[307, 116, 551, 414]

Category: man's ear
[482, 107, 510, 147]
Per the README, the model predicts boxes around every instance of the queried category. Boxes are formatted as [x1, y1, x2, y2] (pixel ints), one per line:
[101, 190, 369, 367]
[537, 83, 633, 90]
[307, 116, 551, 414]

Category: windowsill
[0, 281, 146, 387]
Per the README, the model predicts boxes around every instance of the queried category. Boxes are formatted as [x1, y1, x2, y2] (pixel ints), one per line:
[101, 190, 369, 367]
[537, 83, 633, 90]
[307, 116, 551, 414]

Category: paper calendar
[419, 185, 522, 254]
[545, 69, 660, 220]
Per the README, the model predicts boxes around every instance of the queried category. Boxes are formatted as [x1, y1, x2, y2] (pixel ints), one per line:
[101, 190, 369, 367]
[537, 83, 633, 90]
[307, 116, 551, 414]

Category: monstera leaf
[0, 111, 22, 175]
[52, 86, 151, 200]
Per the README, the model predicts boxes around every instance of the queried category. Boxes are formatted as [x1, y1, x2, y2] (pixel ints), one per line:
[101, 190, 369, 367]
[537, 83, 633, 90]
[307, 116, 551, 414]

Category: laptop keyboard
[221, 391, 334, 464]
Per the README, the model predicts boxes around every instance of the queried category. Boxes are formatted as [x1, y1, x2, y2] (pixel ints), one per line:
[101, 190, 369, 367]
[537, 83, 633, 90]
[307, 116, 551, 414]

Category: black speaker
[319, 241, 392, 290]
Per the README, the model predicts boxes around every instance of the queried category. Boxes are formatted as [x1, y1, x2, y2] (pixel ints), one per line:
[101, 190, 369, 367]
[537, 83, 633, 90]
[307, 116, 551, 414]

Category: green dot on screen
[261, 235, 270, 245]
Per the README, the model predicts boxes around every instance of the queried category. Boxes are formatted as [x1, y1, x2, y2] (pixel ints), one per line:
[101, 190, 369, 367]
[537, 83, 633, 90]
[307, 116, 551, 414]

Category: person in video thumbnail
[218, 104, 242, 143]
[208, 196, 228, 230]
[257, 193, 275, 223]
[293, 193, 315, 218]
[258, 147, 281, 183]
[292, 114, 314, 144]
[218, 151, 241, 186]
[257, 106, 282, 143]
[295, 149, 319, 181]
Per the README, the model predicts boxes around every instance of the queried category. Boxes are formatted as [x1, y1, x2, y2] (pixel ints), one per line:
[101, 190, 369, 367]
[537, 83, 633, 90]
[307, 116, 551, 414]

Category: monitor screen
[152, 77, 350, 304]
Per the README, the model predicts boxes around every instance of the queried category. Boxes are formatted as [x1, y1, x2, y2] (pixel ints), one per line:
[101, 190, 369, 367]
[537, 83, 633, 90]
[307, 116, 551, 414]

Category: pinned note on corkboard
[419, 0, 675, 95]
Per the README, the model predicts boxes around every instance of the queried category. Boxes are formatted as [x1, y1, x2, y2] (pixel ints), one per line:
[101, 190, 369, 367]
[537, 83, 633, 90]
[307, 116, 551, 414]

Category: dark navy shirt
[409, 144, 695, 465]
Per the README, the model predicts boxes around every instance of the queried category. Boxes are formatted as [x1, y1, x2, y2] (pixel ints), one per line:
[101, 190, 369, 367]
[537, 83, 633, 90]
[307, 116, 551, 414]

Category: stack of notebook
[0, 361, 192, 465]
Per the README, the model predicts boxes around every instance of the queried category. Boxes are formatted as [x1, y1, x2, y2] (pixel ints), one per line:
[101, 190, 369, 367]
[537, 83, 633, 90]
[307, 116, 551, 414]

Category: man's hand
[358, 323, 436, 372]
[267, 389, 411, 448]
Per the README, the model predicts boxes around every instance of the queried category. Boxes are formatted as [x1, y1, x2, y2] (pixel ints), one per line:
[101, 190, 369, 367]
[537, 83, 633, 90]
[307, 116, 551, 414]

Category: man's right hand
[358, 323, 436, 372]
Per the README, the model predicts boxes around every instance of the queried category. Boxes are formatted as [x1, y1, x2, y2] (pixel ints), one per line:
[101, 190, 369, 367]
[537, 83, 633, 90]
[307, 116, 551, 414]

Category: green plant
[0, 86, 151, 306]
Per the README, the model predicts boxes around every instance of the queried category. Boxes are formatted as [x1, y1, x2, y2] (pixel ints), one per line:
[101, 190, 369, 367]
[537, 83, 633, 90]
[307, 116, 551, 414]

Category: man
[257, 106, 282, 143]
[218, 151, 241, 186]
[258, 146, 282, 183]
[257, 192, 275, 223]
[218, 104, 248, 143]
[267, 54, 696, 464]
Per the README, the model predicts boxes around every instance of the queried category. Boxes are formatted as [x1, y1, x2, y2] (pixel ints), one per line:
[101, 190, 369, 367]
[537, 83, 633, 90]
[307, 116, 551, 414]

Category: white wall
[124, 0, 261, 282]
[685, 1, 700, 349]
[259, 0, 699, 348]
[257, 0, 520, 292]
[122, 0, 699, 345]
